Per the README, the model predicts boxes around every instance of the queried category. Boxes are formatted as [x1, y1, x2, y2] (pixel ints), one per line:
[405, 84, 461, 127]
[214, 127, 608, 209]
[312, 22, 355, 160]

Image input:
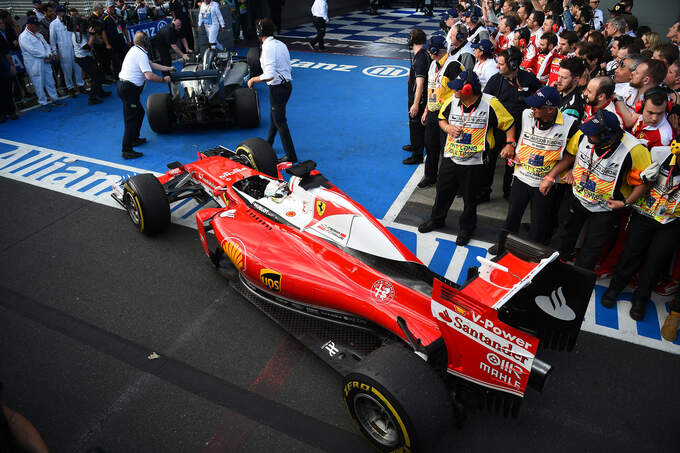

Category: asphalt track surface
[1, 14, 679, 453]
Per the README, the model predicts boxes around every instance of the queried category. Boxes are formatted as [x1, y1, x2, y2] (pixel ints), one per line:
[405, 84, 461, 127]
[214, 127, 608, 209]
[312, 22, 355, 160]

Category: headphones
[634, 87, 672, 114]
[506, 47, 523, 71]
[455, 23, 468, 43]
[552, 23, 560, 33]
[256, 20, 263, 38]
[519, 38, 527, 48]
[460, 71, 480, 96]
[592, 110, 619, 144]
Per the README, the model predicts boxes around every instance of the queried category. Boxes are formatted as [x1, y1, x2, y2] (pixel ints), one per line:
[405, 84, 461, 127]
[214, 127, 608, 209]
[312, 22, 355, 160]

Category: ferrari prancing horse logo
[316, 200, 326, 217]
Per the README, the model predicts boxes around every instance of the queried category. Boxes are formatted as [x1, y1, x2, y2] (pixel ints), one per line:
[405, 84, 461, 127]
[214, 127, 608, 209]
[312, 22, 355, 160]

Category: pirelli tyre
[234, 87, 260, 128]
[146, 93, 174, 134]
[247, 47, 262, 77]
[123, 174, 170, 235]
[236, 137, 278, 178]
[343, 343, 454, 452]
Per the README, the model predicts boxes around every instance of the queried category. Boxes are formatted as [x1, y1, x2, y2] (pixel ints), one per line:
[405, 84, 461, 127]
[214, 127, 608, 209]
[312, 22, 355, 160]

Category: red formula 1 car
[112, 138, 596, 452]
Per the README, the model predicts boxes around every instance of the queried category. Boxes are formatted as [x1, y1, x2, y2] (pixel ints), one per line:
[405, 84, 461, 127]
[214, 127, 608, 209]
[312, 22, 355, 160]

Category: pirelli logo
[260, 268, 282, 292]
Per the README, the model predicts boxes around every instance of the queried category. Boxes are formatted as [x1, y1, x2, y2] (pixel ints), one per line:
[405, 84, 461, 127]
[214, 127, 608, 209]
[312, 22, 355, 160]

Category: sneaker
[417, 176, 436, 188]
[402, 155, 423, 165]
[661, 311, 680, 342]
[456, 231, 472, 246]
[655, 277, 678, 296]
[418, 218, 445, 233]
[88, 98, 104, 105]
[122, 150, 143, 159]
[39, 104, 51, 112]
[629, 296, 647, 321]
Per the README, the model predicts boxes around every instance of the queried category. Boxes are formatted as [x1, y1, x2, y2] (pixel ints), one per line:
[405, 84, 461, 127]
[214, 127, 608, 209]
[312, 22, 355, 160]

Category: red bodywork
[155, 153, 562, 398]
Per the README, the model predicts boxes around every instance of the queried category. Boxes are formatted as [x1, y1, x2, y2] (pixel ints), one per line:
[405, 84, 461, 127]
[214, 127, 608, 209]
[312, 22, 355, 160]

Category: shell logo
[222, 237, 246, 271]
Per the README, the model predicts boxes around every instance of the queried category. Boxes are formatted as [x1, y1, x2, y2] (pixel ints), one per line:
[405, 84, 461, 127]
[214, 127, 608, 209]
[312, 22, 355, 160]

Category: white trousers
[26, 58, 59, 105]
[206, 24, 224, 51]
[58, 50, 84, 89]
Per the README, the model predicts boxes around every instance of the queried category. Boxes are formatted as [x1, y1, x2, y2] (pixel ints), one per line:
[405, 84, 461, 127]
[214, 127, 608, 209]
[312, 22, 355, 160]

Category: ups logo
[316, 200, 326, 216]
[260, 268, 282, 292]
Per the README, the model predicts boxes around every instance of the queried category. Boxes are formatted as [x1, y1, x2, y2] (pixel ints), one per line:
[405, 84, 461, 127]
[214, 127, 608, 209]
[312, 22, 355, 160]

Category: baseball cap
[462, 6, 482, 18]
[424, 35, 447, 54]
[106, 0, 115, 7]
[470, 38, 493, 53]
[608, 2, 625, 14]
[579, 110, 621, 136]
[525, 86, 561, 108]
[442, 8, 458, 20]
[55, 5, 64, 12]
[32, 0, 41, 4]
[448, 70, 481, 92]
[26, 16, 40, 24]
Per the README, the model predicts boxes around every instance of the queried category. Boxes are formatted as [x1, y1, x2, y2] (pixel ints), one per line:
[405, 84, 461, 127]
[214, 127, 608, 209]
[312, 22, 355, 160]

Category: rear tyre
[247, 47, 262, 77]
[343, 343, 454, 453]
[147, 93, 174, 134]
[123, 174, 170, 235]
[236, 137, 278, 178]
[234, 87, 260, 128]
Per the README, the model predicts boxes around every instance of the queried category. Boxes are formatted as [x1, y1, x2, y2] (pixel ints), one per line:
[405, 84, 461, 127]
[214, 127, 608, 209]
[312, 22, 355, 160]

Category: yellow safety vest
[635, 147, 680, 224]
[443, 93, 492, 166]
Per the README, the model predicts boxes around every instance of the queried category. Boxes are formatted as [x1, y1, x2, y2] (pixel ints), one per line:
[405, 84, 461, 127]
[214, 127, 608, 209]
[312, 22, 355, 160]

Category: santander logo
[534, 287, 576, 321]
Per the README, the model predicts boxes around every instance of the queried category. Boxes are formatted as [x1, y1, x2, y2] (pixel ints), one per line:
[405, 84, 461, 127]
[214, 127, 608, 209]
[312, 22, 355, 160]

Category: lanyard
[585, 144, 614, 178]
[459, 102, 477, 129]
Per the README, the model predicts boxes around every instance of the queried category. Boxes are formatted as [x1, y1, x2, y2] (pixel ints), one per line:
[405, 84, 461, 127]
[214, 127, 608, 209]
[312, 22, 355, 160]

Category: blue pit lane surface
[0, 49, 411, 219]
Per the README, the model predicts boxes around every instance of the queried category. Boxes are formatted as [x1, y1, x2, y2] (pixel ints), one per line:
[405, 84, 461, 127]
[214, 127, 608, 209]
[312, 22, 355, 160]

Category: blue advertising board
[126, 18, 172, 42]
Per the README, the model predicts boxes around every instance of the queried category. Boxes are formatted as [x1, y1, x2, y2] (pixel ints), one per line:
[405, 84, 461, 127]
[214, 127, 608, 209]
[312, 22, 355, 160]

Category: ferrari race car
[112, 138, 596, 452]
[146, 49, 260, 134]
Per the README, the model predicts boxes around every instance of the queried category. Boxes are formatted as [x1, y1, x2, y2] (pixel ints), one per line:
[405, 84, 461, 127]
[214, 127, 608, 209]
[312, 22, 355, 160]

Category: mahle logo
[260, 268, 282, 292]
[362, 65, 409, 78]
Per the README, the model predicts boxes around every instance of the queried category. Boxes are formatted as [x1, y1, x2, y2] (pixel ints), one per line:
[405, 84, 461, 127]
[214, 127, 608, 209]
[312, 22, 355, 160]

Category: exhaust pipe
[528, 358, 551, 392]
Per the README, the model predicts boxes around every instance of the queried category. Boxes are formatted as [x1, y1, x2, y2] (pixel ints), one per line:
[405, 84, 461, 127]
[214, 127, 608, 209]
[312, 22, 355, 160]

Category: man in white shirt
[247, 18, 297, 163]
[19, 16, 64, 111]
[197, 0, 225, 51]
[589, 0, 604, 30]
[309, 0, 328, 51]
[117, 32, 174, 159]
[50, 5, 85, 97]
[72, 9, 111, 105]
[32, 0, 45, 22]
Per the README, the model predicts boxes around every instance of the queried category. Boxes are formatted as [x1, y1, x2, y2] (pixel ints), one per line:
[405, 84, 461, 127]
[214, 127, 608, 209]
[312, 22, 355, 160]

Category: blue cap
[448, 70, 481, 92]
[462, 6, 482, 18]
[55, 5, 64, 12]
[424, 35, 447, 54]
[26, 16, 40, 24]
[470, 38, 493, 53]
[442, 8, 458, 19]
[525, 86, 561, 108]
[32, 0, 41, 3]
[579, 110, 622, 136]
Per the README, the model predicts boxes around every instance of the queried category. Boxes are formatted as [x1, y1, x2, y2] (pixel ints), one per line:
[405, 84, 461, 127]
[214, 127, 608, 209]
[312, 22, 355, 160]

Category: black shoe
[476, 192, 491, 204]
[98, 90, 112, 98]
[456, 231, 472, 246]
[88, 97, 104, 105]
[487, 244, 499, 255]
[9, 112, 18, 120]
[278, 154, 297, 163]
[122, 150, 143, 159]
[133, 137, 147, 146]
[52, 100, 66, 106]
[402, 144, 412, 151]
[403, 155, 423, 165]
[79, 86, 90, 94]
[417, 176, 436, 188]
[629, 296, 647, 321]
[418, 218, 445, 233]
[601, 287, 619, 308]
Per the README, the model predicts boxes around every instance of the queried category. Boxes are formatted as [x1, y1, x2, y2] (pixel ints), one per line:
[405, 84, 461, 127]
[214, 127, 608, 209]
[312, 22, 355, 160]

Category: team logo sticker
[316, 200, 326, 216]
[534, 286, 576, 321]
[222, 237, 246, 271]
[260, 268, 282, 292]
[371, 279, 395, 304]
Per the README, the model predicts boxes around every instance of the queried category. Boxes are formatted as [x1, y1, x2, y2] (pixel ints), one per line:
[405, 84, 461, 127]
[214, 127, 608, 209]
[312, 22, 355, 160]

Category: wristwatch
[506, 141, 517, 148]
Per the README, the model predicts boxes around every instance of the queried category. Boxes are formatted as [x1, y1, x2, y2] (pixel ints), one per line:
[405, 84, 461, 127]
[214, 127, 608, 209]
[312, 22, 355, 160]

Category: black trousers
[94, 44, 112, 77]
[310, 16, 326, 50]
[110, 45, 127, 79]
[504, 177, 556, 243]
[75, 55, 104, 99]
[0, 75, 15, 116]
[480, 132, 513, 198]
[408, 101, 426, 159]
[430, 158, 483, 234]
[555, 190, 619, 270]
[180, 18, 194, 51]
[609, 213, 680, 300]
[267, 0, 283, 33]
[267, 81, 297, 161]
[157, 44, 172, 68]
[117, 80, 145, 152]
[423, 110, 442, 180]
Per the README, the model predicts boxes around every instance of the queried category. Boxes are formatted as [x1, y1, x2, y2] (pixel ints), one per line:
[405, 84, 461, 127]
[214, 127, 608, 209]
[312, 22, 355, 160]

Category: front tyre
[343, 343, 454, 452]
[147, 93, 174, 134]
[123, 174, 170, 235]
[235, 137, 278, 178]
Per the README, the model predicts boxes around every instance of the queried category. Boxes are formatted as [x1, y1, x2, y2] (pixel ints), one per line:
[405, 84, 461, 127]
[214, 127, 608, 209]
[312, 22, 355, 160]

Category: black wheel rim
[353, 393, 400, 448]
[124, 192, 141, 226]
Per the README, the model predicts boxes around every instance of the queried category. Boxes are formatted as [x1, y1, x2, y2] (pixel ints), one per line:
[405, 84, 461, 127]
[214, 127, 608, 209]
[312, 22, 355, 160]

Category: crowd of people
[404, 0, 680, 341]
